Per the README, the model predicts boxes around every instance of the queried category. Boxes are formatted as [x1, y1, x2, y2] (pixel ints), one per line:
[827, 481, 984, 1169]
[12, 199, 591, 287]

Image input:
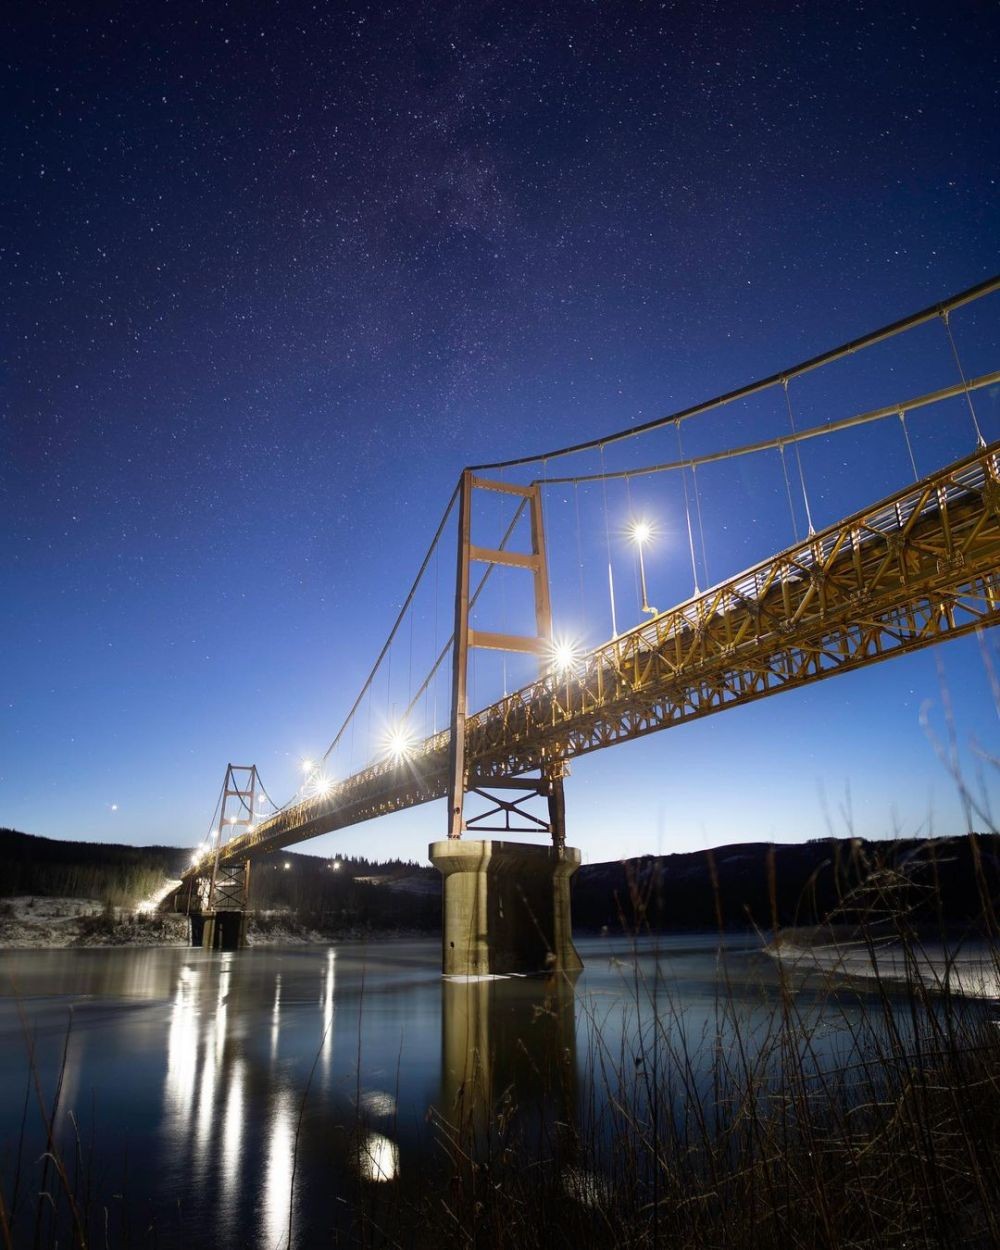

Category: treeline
[572, 834, 1000, 933]
[248, 860, 441, 932]
[0, 828, 189, 907]
[4, 827, 999, 935]
[0, 828, 438, 923]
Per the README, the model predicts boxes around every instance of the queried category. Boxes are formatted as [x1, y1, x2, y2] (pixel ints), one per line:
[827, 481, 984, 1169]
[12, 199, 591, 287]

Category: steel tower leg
[436, 471, 582, 974]
[447, 470, 473, 840]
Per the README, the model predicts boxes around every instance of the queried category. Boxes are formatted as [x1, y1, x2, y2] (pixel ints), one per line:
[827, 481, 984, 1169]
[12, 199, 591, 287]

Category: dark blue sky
[3, 1, 999, 862]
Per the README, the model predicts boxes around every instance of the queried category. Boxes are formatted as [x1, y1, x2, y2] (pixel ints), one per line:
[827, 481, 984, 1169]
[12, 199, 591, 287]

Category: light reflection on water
[219, 1056, 244, 1211]
[321, 948, 335, 1076]
[358, 1131, 399, 1182]
[0, 933, 982, 1248]
[262, 1088, 295, 1249]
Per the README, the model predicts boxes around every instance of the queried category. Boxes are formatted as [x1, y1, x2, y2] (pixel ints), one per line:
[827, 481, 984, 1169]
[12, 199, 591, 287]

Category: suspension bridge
[170, 275, 1000, 971]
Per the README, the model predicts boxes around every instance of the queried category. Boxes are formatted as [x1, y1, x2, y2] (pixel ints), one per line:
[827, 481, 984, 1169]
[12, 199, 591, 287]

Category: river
[0, 933, 992, 1247]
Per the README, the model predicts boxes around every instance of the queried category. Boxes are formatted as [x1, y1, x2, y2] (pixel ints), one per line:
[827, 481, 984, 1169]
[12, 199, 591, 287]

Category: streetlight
[383, 719, 417, 765]
[548, 635, 582, 676]
[629, 520, 657, 616]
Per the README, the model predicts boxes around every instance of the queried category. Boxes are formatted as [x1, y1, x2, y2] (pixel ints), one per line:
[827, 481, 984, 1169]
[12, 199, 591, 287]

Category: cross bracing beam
[182, 441, 1000, 877]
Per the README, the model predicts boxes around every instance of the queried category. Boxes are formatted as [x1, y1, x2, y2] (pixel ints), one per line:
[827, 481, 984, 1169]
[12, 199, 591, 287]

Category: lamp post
[629, 521, 657, 616]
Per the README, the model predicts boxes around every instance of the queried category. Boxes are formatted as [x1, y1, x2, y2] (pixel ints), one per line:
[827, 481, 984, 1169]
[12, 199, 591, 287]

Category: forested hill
[0, 828, 189, 906]
[0, 828, 427, 913]
[572, 835, 1000, 933]
[2, 826, 998, 933]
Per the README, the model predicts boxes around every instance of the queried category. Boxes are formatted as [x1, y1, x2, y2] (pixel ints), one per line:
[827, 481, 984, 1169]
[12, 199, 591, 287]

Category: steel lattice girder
[211, 861, 250, 911]
[194, 442, 1000, 871]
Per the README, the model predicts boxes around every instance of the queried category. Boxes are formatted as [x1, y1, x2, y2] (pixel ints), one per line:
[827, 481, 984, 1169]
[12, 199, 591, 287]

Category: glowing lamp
[548, 635, 582, 675]
[628, 519, 658, 615]
[384, 721, 417, 765]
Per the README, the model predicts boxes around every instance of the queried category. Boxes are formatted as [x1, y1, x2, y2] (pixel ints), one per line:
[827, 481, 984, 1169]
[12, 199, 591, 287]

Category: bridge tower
[185, 763, 257, 951]
[431, 470, 583, 976]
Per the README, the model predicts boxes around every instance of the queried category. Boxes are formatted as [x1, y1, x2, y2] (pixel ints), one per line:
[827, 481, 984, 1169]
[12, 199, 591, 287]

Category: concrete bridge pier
[430, 839, 583, 976]
[192, 910, 248, 950]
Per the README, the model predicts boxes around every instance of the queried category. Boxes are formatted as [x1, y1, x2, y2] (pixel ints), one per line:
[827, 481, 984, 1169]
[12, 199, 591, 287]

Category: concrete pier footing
[429, 839, 583, 976]
[190, 911, 247, 950]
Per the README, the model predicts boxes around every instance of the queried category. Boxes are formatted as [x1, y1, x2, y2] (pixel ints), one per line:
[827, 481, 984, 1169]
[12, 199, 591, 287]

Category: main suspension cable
[470, 274, 1000, 471]
[534, 370, 1000, 488]
[319, 481, 460, 767]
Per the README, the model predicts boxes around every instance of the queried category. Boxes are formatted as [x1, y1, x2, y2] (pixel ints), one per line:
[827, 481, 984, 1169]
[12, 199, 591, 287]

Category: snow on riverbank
[770, 935, 1000, 1000]
[0, 896, 426, 949]
[0, 895, 188, 949]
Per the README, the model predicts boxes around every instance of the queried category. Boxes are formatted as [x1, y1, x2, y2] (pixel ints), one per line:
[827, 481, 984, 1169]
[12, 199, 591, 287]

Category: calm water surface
[0, 934, 971, 1247]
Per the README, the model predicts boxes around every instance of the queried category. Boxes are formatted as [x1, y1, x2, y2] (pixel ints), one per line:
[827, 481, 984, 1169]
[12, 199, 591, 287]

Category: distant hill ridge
[2, 827, 998, 933]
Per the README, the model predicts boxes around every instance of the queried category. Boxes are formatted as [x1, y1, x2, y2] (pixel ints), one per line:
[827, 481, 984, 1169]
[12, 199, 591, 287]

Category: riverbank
[0, 895, 438, 949]
[0, 896, 190, 948]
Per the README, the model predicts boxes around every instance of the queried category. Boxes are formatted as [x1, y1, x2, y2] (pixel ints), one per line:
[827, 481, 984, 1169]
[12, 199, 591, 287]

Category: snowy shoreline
[0, 896, 189, 949]
[0, 896, 435, 950]
[768, 931, 1000, 1000]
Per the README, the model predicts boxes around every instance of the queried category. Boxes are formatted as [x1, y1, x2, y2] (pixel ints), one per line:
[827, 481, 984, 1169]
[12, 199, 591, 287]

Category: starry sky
[3, 0, 999, 864]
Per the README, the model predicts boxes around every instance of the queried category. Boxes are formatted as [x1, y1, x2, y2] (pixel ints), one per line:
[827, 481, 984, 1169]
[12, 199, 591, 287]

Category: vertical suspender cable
[600, 444, 619, 636]
[782, 378, 815, 535]
[676, 422, 700, 595]
[941, 310, 987, 447]
[692, 462, 710, 588]
[407, 594, 414, 713]
[573, 482, 585, 627]
[899, 410, 919, 480]
[779, 444, 799, 540]
[624, 473, 641, 607]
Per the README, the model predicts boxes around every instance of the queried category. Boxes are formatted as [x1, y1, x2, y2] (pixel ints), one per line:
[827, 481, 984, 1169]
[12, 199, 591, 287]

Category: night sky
[4, 1, 999, 863]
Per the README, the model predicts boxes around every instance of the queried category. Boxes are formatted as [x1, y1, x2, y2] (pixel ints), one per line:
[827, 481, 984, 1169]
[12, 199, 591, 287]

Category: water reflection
[262, 1089, 295, 1248]
[164, 963, 199, 1132]
[358, 1089, 396, 1117]
[440, 972, 578, 1148]
[193, 1019, 216, 1166]
[219, 1057, 245, 1209]
[271, 971, 282, 1059]
[321, 948, 335, 1075]
[10, 934, 948, 1248]
[358, 1131, 399, 1182]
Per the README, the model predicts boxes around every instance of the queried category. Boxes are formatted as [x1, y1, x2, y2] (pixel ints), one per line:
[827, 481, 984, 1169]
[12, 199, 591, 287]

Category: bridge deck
[185, 441, 1000, 876]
